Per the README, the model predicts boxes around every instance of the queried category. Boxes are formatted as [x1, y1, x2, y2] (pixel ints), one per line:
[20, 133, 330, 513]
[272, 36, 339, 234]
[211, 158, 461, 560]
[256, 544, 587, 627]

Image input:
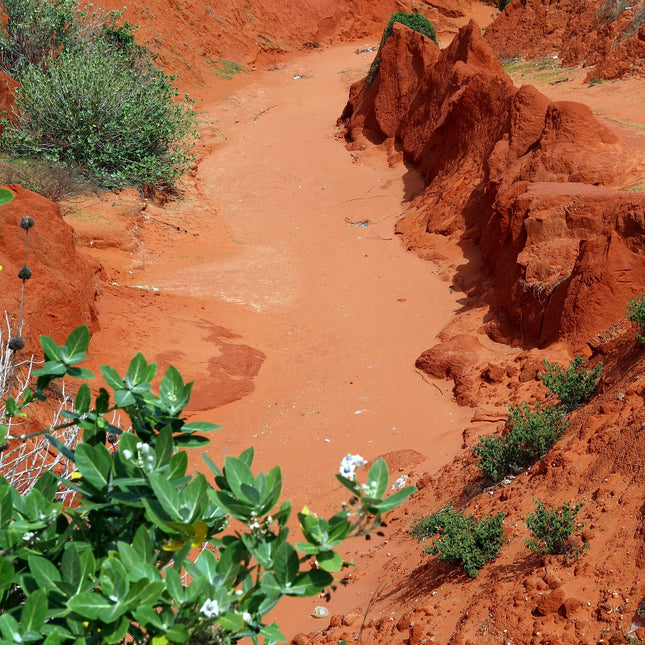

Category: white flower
[339, 454, 367, 481]
[122, 449, 132, 460]
[242, 612, 251, 623]
[200, 598, 220, 619]
[22, 532, 34, 541]
[140, 443, 151, 454]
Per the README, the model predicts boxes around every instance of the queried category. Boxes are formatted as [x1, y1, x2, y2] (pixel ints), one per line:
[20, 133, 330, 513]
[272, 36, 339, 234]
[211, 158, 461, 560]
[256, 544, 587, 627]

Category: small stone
[535, 589, 565, 616]
[20, 216, 35, 229]
[342, 613, 360, 626]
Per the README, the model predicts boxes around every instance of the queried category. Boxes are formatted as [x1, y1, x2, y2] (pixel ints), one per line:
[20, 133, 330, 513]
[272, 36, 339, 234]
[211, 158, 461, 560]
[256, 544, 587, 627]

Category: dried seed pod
[8, 336, 25, 351]
[311, 606, 329, 618]
[20, 216, 35, 229]
[18, 266, 32, 280]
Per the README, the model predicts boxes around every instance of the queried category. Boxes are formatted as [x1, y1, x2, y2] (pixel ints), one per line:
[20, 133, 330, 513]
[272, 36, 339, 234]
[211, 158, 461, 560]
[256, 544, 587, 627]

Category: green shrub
[412, 505, 506, 577]
[368, 12, 437, 83]
[539, 355, 602, 412]
[381, 12, 438, 45]
[0, 0, 77, 71]
[497, 0, 511, 11]
[473, 402, 568, 482]
[1, 40, 196, 190]
[626, 295, 645, 344]
[525, 499, 589, 561]
[0, 0, 197, 191]
[0, 326, 417, 643]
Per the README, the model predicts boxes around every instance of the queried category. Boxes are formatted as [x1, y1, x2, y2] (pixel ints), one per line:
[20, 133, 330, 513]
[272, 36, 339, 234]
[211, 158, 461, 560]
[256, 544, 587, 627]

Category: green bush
[539, 355, 602, 412]
[381, 12, 438, 45]
[0, 326, 417, 643]
[0, 0, 197, 191]
[626, 295, 645, 344]
[368, 12, 437, 84]
[497, 0, 511, 11]
[473, 402, 568, 482]
[525, 499, 589, 561]
[412, 505, 506, 577]
[0, 0, 77, 71]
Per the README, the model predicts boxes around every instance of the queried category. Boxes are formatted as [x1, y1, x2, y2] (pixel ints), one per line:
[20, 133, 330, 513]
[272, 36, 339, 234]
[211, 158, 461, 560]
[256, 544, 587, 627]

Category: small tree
[540, 356, 602, 412]
[626, 295, 645, 344]
[412, 505, 506, 577]
[525, 499, 589, 561]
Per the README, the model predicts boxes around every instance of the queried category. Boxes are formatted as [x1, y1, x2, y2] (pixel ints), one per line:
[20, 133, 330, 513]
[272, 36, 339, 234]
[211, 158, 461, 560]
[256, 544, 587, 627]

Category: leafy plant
[524, 499, 589, 561]
[497, 0, 511, 11]
[0, 0, 197, 191]
[368, 12, 437, 84]
[626, 295, 645, 344]
[473, 402, 568, 482]
[412, 505, 505, 577]
[0, 326, 416, 644]
[540, 355, 602, 412]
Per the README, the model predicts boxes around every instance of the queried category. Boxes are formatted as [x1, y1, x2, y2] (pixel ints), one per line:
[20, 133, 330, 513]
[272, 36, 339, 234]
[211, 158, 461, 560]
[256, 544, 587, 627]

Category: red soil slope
[485, 0, 645, 81]
[97, 0, 488, 90]
[0, 186, 100, 349]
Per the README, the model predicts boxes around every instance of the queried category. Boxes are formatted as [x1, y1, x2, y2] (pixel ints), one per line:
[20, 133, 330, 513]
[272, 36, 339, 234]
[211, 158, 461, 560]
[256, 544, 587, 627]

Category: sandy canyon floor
[59, 25, 645, 641]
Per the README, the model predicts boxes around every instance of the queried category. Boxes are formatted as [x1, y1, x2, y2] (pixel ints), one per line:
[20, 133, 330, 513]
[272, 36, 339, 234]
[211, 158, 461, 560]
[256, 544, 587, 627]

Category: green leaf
[22, 588, 47, 631]
[219, 613, 245, 631]
[369, 486, 417, 513]
[100, 365, 125, 391]
[36, 360, 67, 376]
[148, 472, 181, 519]
[154, 426, 173, 468]
[61, 545, 81, 590]
[40, 335, 61, 362]
[75, 443, 112, 491]
[67, 593, 116, 620]
[289, 569, 333, 596]
[159, 365, 192, 415]
[66, 366, 94, 379]
[165, 624, 189, 642]
[114, 390, 136, 407]
[173, 434, 209, 448]
[75, 383, 91, 414]
[164, 567, 184, 604]
[259, 623, 287, 643]
[95, 388, 110, 413]
[125, 353, 152, 388]
[224, 456, 254, 502]
[272, 542, 299, 587]
[27, 556, 61, 591]
[181, 421, 221, 434]
[366, 458, 389, 499]
[100, 557, 129, 602]
[0, 188, 14, 206]
[64, 326, 90, 357]
[0, 487, 13, 530]
[316, 550, 344, 573]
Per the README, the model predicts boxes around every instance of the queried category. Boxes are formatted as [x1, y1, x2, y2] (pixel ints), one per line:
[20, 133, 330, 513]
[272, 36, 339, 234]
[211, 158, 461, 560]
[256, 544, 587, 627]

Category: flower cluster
[121, 441, 155, 471]
[339, 454, 367, 481]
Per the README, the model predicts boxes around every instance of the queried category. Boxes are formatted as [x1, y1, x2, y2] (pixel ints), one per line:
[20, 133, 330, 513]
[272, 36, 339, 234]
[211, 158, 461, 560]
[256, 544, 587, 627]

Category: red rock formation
[485, 0, 645, 81]
[341, 20, 645, 351]
[0, 185, 101, 352]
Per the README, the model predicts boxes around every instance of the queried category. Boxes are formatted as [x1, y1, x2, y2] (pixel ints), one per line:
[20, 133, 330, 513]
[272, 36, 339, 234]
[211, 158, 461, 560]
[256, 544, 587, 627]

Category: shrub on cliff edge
[368, 12, 438, 83]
